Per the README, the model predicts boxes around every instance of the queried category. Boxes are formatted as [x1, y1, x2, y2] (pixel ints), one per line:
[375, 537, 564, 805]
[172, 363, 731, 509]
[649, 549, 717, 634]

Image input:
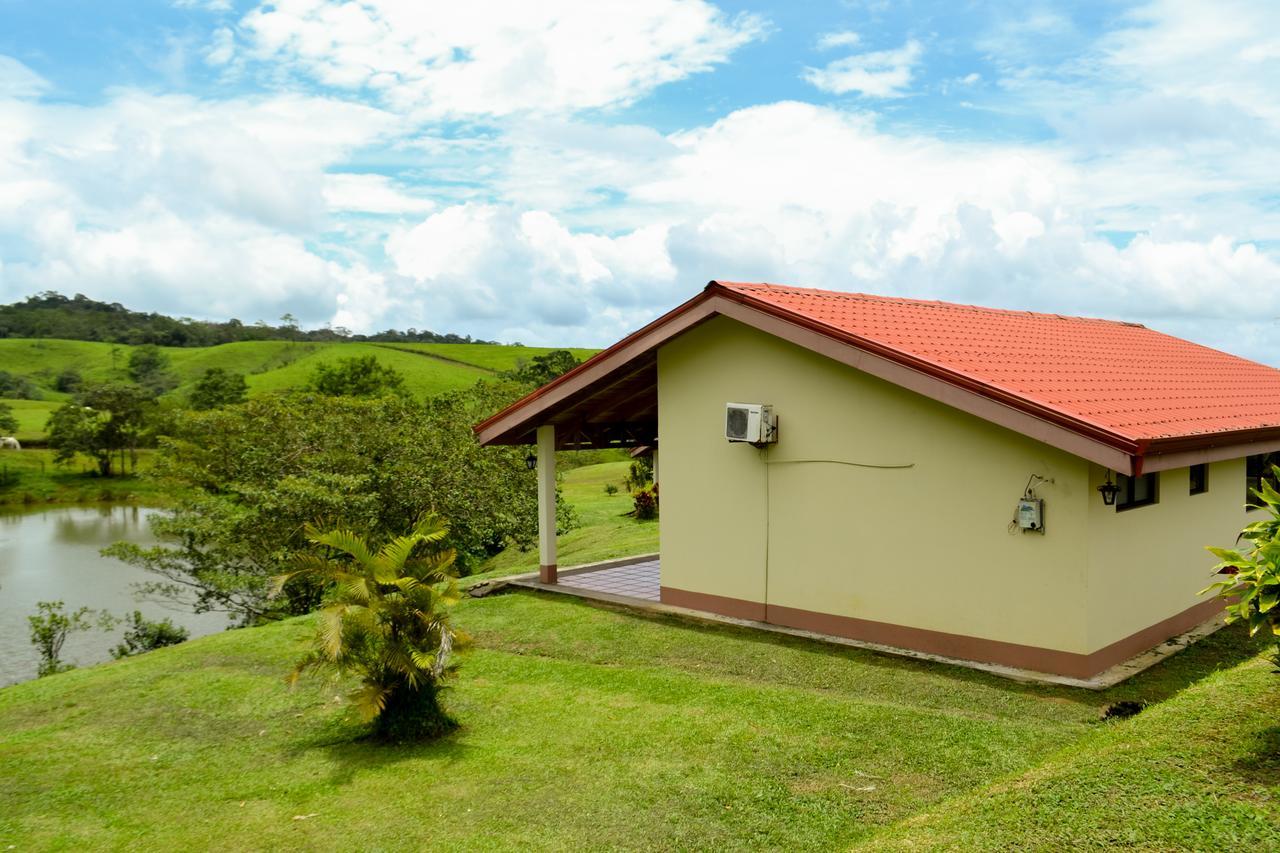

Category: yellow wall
[656, 316, 1251, 656]
[1085, 460, 1249, 651]
[658, 316, 1093, 652]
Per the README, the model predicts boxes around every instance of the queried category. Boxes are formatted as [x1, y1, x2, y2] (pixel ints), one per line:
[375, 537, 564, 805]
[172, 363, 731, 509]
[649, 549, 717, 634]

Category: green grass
[473, 459, 659, 578]
[0, 449, 169, 507]
[0, 339, 602, 439]
[1, 399, 60, 443]
[0, 588, 1271, 850]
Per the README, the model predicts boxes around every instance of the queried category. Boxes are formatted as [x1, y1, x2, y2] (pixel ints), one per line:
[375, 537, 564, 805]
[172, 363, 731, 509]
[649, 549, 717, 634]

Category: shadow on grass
[285, 703, 475, 788]
[517, 589, 1268, 712]
[1233, 725, 1280, 786]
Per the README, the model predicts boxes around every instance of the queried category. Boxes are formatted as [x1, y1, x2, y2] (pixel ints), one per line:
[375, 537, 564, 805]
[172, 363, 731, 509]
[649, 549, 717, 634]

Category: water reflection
[0, 505, 228, 686]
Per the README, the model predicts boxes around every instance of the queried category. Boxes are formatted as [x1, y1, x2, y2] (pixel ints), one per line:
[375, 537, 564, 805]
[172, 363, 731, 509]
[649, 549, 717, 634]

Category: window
[1246, 452, 1280, 508]
[1116, 472, 1158, 511]
[1189, 463, 1208, 495]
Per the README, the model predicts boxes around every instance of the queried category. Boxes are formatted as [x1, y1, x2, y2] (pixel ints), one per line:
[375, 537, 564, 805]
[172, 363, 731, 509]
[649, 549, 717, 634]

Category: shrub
[279, 516, 467, 741]
[309, 355, 406, 398]
[604, 483, 619, 496]
[625, 456, 653, 491]
[27, 601, 104, 677]
[1203, 465, 1280, 669]
[633, 485, 658, 521]
[109, 611, 190, 659]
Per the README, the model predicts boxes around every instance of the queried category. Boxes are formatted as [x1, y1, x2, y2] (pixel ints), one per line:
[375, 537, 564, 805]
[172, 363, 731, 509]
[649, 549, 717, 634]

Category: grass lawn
[1, 398, 60, 443]
[0, 448, 170, 507]
[0, 588, 1273, 850]
[473, 458, 659, 578]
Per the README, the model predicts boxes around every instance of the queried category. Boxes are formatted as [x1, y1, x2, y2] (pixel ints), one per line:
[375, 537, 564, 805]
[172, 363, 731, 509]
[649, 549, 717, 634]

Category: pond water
[0, 505, 230, 686]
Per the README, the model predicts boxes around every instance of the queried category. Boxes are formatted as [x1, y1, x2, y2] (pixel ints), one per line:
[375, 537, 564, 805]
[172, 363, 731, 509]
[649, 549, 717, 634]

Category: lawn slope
[862, 651, 1280, 850]
[0, 583, 1270, 850]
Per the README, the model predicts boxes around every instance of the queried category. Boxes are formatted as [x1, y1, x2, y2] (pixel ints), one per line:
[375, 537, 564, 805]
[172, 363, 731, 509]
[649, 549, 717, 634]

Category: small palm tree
[276, 515, 467, 740]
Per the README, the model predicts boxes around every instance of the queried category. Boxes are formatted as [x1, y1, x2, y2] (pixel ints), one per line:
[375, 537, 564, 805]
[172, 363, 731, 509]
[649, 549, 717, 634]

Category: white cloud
[0, 56, 50, 99]
[237, 0, 766, 118]
[804, 39, 923, 98]
[322, 174, 436, 215]
[817, 31, 860, 50]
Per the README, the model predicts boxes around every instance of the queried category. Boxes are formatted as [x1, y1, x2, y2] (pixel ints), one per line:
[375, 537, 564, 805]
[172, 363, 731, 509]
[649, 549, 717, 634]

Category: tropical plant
[632, 485, 659, 521]
[1203, 465, 1280, 669]
[278, 517, 467, 740]
[109, 611, 190, 659]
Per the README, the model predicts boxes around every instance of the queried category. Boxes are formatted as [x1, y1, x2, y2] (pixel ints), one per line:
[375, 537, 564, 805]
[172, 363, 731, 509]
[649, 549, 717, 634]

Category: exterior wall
[657, 316, 1095, 656]
[1084, 460, 1247, 653]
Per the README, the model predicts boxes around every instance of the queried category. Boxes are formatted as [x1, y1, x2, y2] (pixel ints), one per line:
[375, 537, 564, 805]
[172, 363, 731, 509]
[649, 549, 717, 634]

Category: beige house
[477, 281, 1280, 681]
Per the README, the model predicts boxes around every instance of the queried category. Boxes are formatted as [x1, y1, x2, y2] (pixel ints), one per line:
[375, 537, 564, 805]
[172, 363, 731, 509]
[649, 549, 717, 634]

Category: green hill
[0, 339, 597, 437]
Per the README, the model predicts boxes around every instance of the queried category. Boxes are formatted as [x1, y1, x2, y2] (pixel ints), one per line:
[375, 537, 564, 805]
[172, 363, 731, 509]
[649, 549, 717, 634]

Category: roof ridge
[713, 280, 1146, 328]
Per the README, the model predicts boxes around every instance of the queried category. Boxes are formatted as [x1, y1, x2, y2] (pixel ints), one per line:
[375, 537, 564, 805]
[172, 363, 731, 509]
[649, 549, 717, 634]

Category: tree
[309, 355, 407, 397]
[1204, 466, 1280, 669]
[46, 384, 152, 476]
[0, 370, 40, 400]
[28, 601, 106, 677]
[109, 611, 189, 659]
[0, 401, 17, 435]
[127, 344, 176, 396]
[502, 350, 581, 387]
[189, 367, 248, 410]
[280, 517, 466, 740]
[104, 384, 572, 624]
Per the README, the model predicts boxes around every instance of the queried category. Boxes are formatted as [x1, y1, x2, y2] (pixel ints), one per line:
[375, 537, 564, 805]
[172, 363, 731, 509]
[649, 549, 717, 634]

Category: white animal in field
[0, 437, 20, 450]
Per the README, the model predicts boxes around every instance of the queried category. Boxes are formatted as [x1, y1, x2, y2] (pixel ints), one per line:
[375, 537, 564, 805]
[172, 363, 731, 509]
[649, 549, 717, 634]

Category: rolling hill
[0, 338, 597, 438]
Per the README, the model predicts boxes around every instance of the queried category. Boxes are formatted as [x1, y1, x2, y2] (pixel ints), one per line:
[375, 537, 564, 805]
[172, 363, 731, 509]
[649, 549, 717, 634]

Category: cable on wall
[762, 459, 916, 469]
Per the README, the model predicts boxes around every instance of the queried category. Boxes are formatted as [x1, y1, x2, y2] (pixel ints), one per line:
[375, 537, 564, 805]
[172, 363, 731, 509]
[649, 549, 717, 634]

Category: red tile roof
[716, 281, 1280, 443]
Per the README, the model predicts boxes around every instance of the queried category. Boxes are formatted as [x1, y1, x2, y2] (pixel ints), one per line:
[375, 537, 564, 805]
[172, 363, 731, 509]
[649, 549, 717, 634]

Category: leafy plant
[109, 611, 190, 659]
[632, 485, 659, 521]
[501, 350, 581, 387]
[46, 383, 153, 476]
[1203, 465, 1280, 669]
[278, 516, 467, 740]
[28, 600, 107, 677]
[625, 456, 653, 491]
[604, 483, 619, 496]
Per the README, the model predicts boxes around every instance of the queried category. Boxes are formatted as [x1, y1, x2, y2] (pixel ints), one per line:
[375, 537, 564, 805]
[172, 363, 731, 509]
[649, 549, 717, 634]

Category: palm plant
[276, 515, 467, 740]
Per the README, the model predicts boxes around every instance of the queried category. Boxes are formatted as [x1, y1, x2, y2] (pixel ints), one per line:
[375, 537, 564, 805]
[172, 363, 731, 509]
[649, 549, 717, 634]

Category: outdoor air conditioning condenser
[725, 403, 777, 444]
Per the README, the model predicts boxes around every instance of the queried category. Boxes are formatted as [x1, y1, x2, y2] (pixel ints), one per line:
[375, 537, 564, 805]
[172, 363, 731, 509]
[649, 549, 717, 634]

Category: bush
[109, 611, 190, 659]
[632, 485, 658, 521]
[604, 483, 619, 496]
[27, 601, 105, 677]
[309, 355, 406, 397]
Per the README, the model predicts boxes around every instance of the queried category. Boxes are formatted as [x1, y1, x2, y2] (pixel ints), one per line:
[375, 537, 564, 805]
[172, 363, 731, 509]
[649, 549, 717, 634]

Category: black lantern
[1098, 471, 1119, 506]
[525, 452, 537, 471]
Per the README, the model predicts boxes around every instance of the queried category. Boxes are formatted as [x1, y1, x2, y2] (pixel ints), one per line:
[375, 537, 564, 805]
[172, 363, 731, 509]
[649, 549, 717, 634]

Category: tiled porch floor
[558, 559, 660, 602]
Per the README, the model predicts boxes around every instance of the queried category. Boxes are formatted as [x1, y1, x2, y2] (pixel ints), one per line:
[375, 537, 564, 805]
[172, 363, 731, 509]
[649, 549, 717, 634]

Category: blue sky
[1, 1, 1278, 361]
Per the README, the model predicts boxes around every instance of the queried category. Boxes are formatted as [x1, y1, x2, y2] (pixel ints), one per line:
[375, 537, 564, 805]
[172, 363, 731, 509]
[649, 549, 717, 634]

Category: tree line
[0, 291, 498, 347]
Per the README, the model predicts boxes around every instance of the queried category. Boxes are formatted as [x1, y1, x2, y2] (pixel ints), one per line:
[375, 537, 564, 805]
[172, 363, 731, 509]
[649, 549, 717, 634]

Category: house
[476, 281, 1280, 682]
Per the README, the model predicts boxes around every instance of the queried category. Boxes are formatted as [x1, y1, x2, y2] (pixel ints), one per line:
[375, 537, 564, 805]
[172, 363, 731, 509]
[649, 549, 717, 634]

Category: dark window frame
[1189, 463, 1208, 496]
[1116, 472, 1159, 511]
[1246, 452, 1280, 509]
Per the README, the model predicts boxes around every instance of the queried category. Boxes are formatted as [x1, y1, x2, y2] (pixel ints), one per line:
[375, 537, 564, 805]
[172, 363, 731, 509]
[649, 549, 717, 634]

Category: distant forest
[0, 292, 497, 347]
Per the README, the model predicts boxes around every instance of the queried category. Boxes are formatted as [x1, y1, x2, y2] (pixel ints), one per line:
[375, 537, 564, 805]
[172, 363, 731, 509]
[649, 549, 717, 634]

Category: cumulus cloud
[804, 39, 923, 98]
[237, 0, 766, 118]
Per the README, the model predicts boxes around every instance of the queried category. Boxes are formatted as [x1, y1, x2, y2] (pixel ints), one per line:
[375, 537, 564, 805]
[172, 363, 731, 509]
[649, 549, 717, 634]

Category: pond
[0, 505, 229, 686]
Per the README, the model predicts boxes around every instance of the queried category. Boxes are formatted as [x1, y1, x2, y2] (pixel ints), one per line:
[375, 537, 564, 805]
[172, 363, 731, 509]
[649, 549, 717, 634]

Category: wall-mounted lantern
[1098, 470, 1120, 506]
[525, 452, 537, 471]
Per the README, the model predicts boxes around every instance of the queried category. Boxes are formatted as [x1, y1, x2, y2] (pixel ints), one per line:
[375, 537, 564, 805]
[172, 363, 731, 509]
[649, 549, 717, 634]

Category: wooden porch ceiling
[496, 356, 657, 449]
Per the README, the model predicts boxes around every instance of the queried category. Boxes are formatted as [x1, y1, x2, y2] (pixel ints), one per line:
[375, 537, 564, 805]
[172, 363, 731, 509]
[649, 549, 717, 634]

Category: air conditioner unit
[725, 403, 777, 444]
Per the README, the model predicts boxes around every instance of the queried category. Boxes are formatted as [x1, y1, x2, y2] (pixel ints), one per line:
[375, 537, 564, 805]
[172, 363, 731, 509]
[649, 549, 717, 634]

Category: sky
[1, 1, 1279, 360]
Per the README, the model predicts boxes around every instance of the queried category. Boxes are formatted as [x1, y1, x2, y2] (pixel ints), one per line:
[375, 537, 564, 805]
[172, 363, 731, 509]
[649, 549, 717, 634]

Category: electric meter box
[1017, 498, 1044, 532]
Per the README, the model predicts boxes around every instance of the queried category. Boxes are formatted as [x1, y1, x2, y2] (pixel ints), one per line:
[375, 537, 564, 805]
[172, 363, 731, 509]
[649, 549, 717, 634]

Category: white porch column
[537, 424, 557, 583]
